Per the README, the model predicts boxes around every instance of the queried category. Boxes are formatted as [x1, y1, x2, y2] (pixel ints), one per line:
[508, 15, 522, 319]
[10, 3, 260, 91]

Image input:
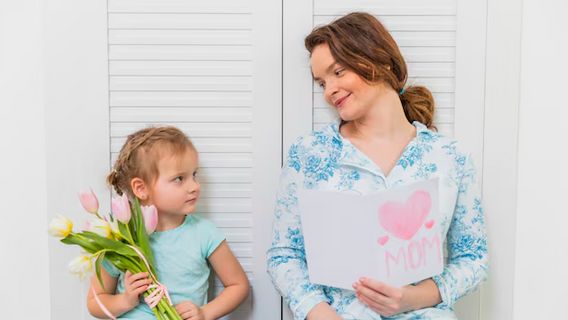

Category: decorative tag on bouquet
[299, 178, 443, 290]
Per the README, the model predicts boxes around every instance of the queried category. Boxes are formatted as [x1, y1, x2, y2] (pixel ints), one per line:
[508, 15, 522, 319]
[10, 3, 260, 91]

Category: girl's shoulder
[186, 214, 219, 232]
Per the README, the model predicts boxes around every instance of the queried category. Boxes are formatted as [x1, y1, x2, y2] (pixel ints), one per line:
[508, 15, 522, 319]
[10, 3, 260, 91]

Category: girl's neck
[155, 214, 186, 232]
[341, 89, 414, 142]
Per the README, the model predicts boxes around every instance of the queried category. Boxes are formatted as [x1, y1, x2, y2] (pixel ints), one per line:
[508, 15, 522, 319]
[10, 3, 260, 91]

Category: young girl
[87, 126, 249, 320]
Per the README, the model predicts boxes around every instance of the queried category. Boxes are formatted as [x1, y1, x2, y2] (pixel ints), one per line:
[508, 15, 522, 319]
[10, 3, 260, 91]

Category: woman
[267, 12, 488, 320]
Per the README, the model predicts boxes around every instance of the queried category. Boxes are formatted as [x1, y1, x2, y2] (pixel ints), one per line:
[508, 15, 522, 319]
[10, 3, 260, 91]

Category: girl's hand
[175, 301, 205, 320]
[352, 277, 411, 317]
[122, 271, 151, 308]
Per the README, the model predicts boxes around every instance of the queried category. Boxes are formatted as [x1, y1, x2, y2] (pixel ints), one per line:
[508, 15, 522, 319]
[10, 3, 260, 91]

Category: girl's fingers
[133, 285, 148, 296]
[128, 272, 149, 281]
[131, 278, 152, 288]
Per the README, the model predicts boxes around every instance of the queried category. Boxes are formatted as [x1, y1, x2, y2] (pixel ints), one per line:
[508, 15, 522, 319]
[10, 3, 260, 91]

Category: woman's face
[310, 44, 382, 122]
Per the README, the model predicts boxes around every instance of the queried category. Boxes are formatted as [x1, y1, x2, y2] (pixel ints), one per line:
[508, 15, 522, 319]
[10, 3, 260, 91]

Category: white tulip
[48, 215, 73, 238]
[68, 254, 93, 279]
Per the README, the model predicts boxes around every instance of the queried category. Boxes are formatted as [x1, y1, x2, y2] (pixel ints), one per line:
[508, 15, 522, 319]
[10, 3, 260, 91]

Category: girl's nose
[188, 179, 200, 193]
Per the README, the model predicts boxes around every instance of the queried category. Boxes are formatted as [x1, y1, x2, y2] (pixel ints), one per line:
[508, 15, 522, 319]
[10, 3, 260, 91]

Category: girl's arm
[87, 268, 151, 318]
[200, 240, 249, 320]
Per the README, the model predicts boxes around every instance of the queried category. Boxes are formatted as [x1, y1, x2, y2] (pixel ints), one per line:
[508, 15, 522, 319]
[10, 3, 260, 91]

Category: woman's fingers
[354, 281, 391, 305]
[357, 292, 390, 315]
[360, 277, 401, 298]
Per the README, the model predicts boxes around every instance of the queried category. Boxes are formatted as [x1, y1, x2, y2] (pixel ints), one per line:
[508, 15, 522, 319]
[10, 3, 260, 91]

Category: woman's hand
[353, 277, 441, 317]
[352, 278, 411, 317]
[306, 302, 343, 320]
[175, 301, 205, 320]
[122, 271, 152, 308]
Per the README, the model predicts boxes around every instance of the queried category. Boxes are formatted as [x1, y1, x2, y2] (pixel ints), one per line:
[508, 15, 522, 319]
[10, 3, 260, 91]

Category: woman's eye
[334, 68, 344, 76]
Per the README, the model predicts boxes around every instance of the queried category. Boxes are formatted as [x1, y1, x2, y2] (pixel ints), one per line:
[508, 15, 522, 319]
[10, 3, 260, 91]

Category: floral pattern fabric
[266, 121, 488, 320]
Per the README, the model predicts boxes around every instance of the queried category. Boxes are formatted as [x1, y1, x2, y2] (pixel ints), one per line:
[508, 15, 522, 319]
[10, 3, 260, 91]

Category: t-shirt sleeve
[199, 217, 226, 259]
[101, 258, 121, 278]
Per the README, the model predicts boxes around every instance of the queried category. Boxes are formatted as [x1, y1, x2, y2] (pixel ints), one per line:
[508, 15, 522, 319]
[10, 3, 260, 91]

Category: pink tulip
[111, 194, 131, 223]
[78, 189, 99, 214]
[141, 205, 158, 235]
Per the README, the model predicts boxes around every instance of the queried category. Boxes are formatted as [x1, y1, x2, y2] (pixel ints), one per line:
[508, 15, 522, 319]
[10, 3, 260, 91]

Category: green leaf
[79, 231, 138, 257]
[94, 251, 106, 289]
[61, 233, 100, 253]
[132, 198, 156, 268]
[117, 220, 134, 245]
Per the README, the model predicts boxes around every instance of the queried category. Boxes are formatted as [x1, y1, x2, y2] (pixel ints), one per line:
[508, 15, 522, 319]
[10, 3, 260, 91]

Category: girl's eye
[174, 176, 184, 183]
[318, 81, 325, 89]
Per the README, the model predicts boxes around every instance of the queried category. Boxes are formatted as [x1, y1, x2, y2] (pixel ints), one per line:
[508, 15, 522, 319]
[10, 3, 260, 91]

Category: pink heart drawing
[377, 235, 390, 246]
[425, 219, 435, 229]
[378, 190, 432, 240]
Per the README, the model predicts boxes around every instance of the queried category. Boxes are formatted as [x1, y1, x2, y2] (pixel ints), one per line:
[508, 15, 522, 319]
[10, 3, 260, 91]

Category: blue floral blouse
[267, 121, 488, 320]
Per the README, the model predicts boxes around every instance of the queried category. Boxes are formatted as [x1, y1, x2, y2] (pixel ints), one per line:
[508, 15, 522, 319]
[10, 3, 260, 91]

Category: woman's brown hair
[107, 126, 196, 196]
[305, 12, 436, 129]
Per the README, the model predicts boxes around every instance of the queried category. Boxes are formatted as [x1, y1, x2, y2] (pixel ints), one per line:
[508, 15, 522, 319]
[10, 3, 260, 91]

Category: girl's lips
[334, 93, 351, 108]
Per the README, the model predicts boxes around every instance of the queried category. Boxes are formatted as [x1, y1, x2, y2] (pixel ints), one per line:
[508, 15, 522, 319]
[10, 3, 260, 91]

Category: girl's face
[310, 44, 383, 122]
[148, 148, 200, 223]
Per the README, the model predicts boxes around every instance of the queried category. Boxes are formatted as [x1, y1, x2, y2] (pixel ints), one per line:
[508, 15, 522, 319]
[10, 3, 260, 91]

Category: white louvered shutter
[283, 1, 486, 319]
[108, 0, 281, 319]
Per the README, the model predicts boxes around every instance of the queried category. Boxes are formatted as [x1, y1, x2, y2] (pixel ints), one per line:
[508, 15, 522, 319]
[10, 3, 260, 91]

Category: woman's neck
[341, 89, 414, 142]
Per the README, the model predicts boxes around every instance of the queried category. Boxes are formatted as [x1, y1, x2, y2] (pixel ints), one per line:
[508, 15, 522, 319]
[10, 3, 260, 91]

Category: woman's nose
[325, 81, 339, 101]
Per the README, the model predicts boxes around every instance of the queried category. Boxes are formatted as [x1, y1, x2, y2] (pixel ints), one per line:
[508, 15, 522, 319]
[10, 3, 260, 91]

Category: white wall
[480, 0, 522, 318]
[43, 0, 109, 318]
[0, 0, 51, 318]
[514, 0, 568, 318]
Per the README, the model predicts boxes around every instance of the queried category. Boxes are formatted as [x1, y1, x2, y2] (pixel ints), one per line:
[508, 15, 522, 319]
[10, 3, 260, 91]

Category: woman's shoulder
[290, 122, 341, 149]
[285, 122, 342, 169]
[414, 123, 472, 168]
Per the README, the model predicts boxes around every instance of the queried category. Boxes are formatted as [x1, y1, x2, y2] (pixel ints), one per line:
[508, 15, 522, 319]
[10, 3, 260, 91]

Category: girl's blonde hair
[107, 126, 196, 196]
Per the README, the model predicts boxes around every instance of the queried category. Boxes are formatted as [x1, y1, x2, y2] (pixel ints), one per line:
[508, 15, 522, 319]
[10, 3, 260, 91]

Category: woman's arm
[306, 302, 343, 320]
[87, 268, 151, 318]
[200, 241, 249, 320]
[353, 278, 440, 316]
[431, 154, 488, 308]
[267, 139, 336, 320]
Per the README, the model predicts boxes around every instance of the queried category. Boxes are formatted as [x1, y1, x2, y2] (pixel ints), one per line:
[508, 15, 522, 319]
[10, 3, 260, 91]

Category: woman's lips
[334, 93, 351, 108]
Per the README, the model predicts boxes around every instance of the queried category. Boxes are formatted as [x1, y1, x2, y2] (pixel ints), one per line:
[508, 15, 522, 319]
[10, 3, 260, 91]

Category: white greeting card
[299, 178, 443, 290]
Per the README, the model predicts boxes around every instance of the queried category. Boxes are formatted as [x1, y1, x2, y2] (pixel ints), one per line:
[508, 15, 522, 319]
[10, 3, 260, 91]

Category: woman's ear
[130, 177, 148, 201]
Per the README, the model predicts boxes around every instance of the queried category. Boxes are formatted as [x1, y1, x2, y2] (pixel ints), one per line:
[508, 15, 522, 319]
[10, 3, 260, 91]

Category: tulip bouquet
[49, 189, 182, 320]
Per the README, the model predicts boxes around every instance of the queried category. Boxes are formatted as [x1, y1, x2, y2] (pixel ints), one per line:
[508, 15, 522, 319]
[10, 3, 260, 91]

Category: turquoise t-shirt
[102, 214, 225, 319]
